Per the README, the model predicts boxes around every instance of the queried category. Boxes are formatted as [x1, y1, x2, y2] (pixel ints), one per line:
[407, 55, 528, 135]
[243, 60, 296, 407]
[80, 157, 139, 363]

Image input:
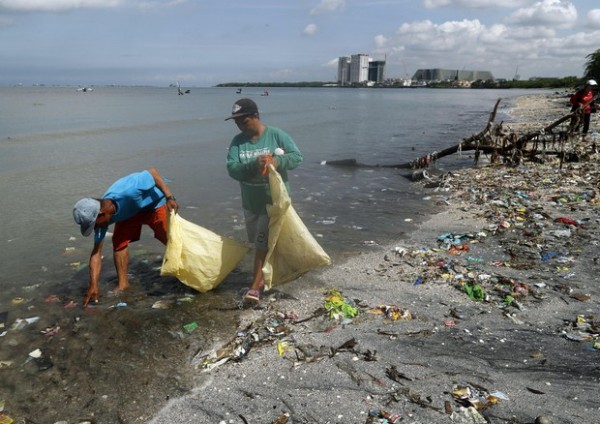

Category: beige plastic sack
[161, 212, 249, 292]
[262, 165, 332, 289]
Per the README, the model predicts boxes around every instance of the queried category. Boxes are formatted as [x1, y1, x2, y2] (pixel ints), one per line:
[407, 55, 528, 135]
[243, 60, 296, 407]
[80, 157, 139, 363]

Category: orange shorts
[112, 205, 168, 251]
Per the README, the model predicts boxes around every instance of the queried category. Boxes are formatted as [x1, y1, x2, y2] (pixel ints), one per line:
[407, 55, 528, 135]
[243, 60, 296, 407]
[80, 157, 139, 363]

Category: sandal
[244, 289, 262, 303]
[243, 280, 264, 303]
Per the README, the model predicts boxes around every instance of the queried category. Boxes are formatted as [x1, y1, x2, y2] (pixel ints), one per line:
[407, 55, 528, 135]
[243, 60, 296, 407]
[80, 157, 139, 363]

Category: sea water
[0, 86, 544, 303]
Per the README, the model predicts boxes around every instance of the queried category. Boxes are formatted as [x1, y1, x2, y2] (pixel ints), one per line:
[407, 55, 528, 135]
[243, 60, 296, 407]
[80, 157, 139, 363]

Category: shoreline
[150, 92, 600, 423]
[2, 91, 599, 424]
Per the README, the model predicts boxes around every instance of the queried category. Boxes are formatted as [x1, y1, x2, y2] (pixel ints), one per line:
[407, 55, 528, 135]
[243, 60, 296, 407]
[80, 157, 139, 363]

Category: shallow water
[0, 86, 544, 304]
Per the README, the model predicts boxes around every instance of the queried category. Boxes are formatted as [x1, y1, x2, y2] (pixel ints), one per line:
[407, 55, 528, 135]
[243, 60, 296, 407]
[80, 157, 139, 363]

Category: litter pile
[170, 158, 600, 424]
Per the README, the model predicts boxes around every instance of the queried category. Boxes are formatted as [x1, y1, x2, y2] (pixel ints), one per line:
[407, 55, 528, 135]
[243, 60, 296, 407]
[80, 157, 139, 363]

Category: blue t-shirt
[105, 170, 166, 222]
[94, 170, 166, 242]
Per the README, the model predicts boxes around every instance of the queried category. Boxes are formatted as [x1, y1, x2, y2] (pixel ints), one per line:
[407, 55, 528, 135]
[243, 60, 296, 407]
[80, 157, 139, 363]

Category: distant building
[412, 68, 494, 83]
[368, 61, 386, 84]
[337, 56, 351, 86]
[350, 54, 369, 84]
[338, 54, 386, 85]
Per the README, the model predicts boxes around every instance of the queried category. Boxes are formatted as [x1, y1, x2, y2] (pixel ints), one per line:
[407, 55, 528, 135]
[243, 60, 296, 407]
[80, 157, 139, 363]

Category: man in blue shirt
[73, 168, 179, 307]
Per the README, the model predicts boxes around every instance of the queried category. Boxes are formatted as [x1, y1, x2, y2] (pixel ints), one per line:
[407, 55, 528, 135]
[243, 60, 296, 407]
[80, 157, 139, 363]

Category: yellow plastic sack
[161, 212, 249, 292]
[263, 165, 332, 289]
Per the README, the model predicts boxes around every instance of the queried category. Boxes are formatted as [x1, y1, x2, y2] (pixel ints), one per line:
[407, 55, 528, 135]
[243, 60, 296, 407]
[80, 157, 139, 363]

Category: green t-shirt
[226, 126, 303, 214]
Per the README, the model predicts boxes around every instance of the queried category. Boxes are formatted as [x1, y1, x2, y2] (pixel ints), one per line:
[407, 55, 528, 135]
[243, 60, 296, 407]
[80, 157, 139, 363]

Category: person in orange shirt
[570, 79, 598, 139]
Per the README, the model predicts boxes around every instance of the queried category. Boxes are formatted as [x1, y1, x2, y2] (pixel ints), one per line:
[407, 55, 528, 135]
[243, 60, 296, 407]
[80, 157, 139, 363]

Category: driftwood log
[323, 95, 598, 171]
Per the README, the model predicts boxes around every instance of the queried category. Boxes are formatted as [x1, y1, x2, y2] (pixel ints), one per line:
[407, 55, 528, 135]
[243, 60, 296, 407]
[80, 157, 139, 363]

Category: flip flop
[244, 289, 262, 303]
[243, 280, 264, 303]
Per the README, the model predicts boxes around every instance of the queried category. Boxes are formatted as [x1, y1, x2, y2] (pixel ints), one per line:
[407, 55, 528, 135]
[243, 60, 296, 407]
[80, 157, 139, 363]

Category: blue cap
[73, 198, 100, 237]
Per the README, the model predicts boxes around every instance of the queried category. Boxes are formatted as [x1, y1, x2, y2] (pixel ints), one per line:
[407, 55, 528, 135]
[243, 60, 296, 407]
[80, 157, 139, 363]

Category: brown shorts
[112, 204, 168, 251]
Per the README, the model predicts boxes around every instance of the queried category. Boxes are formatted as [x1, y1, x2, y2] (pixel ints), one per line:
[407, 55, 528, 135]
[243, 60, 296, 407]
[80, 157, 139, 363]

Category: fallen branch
[323, 96, 593, 171]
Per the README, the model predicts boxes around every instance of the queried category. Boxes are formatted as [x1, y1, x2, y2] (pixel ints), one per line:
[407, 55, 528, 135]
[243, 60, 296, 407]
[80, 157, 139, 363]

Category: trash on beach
[276, 311, 300, 321]
[29, 348, 43, 359]
[44, 294, 61, 303]
[562, 314, 599, 347]
[365, 409, 401, 423]
[464, 283, 485, 301]
[270, 414, 290, 424]
[323, 289, 358, 320]
[450, 406, 487, 424]
[277, 341, 293, 357]
[368, 305, 413, 321]
[0, 414, 14, 424]
[10, 316, 40, 331]
[197, 313, 295, 370]
[40, 325, 61, 336]
[109, 301, 128, 309]
[570, 292, 591, 302]
[183, 321, 199, 334]
[450, 383, 508, 412]
[151, 299, 176, 309]
[411, 169, 430, 181]
[554, 216, 581, 227]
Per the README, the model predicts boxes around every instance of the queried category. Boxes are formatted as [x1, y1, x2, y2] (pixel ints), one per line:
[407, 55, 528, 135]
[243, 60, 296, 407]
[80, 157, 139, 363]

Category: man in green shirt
[225, 98, 303, 302]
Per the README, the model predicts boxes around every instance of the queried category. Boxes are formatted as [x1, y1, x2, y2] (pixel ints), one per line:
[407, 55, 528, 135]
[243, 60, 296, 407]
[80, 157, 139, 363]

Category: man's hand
[166, 198, 179, 213]
[83, 284, 99, 308]
[258, 154, 278, 175]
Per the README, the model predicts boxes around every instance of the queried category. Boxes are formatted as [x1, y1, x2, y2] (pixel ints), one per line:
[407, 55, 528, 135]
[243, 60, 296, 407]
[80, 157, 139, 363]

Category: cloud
[325, 57, 339, 67]
[303, 23, 318, 36]
[374, 34, 387, 49]
[423, 0, 528, 8]
[310, 0, 345, 15]
[588, 9, 600, 29]
[0, 0, 121, 12]
[138, 0, 187, 9]
[505, 0, 577, 29]
[381, 8, 598, 80]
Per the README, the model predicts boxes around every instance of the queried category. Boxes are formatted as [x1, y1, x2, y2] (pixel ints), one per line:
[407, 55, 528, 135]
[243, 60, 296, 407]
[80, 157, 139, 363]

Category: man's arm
[275, 131, 303, 170]
[147, 167, 179, 212]
[227, 143, 259, 181]
[84, 241, 103, 307]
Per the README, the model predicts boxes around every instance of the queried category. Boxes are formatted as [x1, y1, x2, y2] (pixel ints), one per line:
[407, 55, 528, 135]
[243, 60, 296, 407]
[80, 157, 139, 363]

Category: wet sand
[2, 92, 599, 424]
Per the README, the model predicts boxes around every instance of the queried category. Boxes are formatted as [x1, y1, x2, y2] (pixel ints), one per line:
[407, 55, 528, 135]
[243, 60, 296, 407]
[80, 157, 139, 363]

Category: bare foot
[115, 284, 130, 292]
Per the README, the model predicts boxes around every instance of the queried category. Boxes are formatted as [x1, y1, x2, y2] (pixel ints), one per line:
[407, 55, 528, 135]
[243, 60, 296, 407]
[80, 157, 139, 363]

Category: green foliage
[584, 49, 600, 81]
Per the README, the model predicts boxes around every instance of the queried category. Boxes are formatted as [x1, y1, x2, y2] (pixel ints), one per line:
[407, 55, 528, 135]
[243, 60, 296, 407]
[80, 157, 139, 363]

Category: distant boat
[261, 89, 269, 96]
[176, 81, 190, 95]
[76, 87, 93, 92]
[236, 88, 242, 94]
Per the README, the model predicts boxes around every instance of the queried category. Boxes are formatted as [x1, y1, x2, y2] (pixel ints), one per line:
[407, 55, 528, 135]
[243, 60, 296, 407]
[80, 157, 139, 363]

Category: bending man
[73, 168, 179, 307]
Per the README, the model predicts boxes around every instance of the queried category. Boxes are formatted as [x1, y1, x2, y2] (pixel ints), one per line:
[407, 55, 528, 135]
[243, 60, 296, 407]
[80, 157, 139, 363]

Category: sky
[1, 0, 599, 86]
